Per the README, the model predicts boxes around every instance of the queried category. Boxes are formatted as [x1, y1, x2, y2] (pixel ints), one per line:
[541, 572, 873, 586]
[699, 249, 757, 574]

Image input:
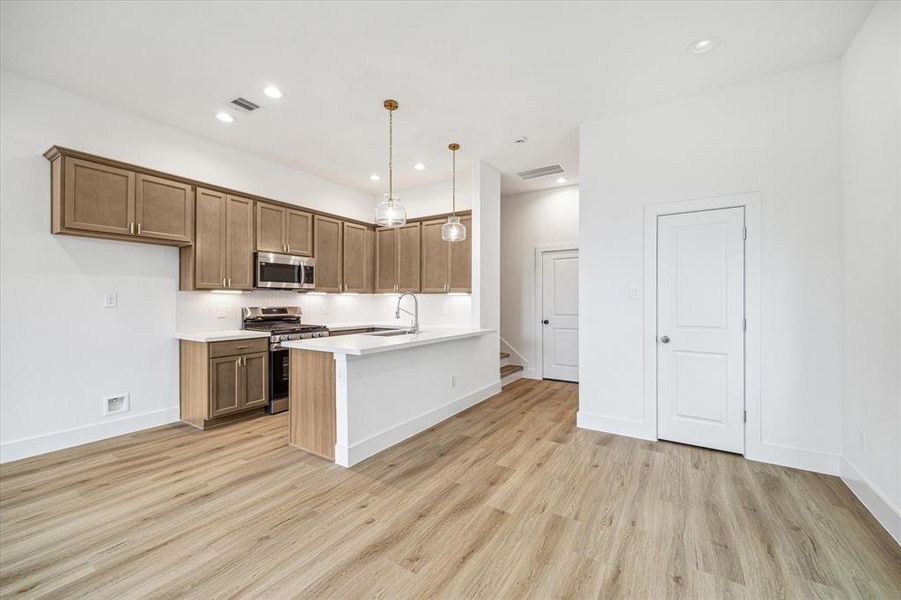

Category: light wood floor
[1, 379, 899, 599]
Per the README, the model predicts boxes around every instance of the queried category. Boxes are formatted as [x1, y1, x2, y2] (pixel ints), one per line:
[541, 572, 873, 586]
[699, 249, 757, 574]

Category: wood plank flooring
[1, 379, 899, 599]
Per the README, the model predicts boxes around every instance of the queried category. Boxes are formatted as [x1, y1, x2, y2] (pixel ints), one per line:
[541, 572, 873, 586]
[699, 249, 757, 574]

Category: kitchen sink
[365, 329, 416, 337]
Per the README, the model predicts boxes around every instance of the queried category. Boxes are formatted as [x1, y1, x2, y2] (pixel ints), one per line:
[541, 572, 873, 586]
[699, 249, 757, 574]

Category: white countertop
[282, 327, 495, 356]
[175, 330, 270, 343]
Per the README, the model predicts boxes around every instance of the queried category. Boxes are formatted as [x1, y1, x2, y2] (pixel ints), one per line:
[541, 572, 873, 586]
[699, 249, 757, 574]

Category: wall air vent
[229, 97, 261, 112]
[516, 164, 565, 180]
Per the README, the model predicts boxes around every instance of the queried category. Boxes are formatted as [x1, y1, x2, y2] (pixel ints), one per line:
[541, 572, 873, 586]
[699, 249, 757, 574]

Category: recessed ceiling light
[369, 173, 381, 181]
[556, 177, 567, 184]
[263, 85, 283, 99]
[413, 163, 426, 171]
[688, 37, 719, 54]
[215, 111, 235, 123]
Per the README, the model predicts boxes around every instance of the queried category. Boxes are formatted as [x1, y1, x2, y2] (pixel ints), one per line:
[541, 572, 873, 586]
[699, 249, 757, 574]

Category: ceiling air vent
[228, 97, 261, 112]
[516, 164, 565, 180]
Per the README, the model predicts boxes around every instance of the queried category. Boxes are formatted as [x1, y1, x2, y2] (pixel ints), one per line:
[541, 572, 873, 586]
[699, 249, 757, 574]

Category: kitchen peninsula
[283, 327, 498, 467]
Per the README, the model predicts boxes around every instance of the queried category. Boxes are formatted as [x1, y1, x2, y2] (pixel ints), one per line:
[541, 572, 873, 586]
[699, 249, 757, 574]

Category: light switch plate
[103, 293, 118, 308]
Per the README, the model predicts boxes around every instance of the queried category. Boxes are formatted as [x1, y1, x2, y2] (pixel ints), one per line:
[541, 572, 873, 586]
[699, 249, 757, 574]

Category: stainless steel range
[241, 306, 329, 414]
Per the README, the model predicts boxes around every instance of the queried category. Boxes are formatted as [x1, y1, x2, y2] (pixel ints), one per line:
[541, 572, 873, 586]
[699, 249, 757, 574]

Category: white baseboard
[841, 457, 901, 545]
[336, 381, 502, 467]
[745, 442, 840, 476]
[0, 406, 180, 464]
[576, 410, 656, 441]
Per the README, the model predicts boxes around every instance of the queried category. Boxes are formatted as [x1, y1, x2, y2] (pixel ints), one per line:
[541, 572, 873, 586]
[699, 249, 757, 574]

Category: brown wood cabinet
[342, 222, 374, 293]
[180, 338, 269, 429]
[179, 189, 253, 290]
[256, 201, 312, 256]
[314, 215, 343, 292]
[376, 223, 421, 293]
[48, 152, 194, 246]
[420, 216, 472, 293]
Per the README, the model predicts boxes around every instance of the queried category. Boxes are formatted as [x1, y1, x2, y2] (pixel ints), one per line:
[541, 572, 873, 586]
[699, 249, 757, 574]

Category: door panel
[657, 207, 744, 454]
[256, 202, 286, 253]
[421, 219, 449, 292]
[193, 188, 226, 289]
[363, 227, 375, 293]
[286, 209, 313, 256]
[342, 222, 367, 292]
[542, 250, 579, 382]
[64, 158, 135, 235]
[314, 215, 342, 292]
[448, 215, 472, 292]
[242, 352, 269, 409]
[135, 174, 193, 243]
[209, 356, 241, 417]
[375, 228, 398, 293]
[397, 223, 421, 292]
[226, 196, 254, 289]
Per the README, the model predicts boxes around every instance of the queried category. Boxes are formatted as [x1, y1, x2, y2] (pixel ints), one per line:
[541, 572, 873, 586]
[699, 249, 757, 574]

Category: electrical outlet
[441, 301, 449, 316]
[450, 375, 457, 389]
[629, 285, 639, 300]
[216, 305, 227, 319]
[104, 393, 130, 416]
[103, 293, 118, 308]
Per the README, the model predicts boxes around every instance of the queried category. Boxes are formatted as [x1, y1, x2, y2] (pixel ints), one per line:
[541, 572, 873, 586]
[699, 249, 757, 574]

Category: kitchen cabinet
[376, 223, 421, 293]
[314, 215, 343, 292]
[47, 150, 194, 246]
[420, 216, 472, 293]
[180, 338, 269, 429]
[342, 222, 373, 293]
[256, 201, 312, 256]
[179, 189, 253, 290]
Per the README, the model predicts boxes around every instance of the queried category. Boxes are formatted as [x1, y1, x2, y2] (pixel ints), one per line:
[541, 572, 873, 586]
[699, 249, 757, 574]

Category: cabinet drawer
[209, 337, 268, 358]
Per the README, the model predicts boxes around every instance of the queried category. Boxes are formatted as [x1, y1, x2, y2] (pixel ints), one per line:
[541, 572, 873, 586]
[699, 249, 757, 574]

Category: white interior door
[542, 250, 579, 382]
[657, 207, 744, 453]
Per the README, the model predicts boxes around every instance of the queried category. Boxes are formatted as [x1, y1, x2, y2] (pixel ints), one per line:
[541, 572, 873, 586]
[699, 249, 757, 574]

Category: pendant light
[374, 99, 407, 227]
[441, 143, 467, 242]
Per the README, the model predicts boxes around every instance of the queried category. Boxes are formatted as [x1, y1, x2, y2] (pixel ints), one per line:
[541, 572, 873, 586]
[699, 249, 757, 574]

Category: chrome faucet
[394, 292, 420, 333]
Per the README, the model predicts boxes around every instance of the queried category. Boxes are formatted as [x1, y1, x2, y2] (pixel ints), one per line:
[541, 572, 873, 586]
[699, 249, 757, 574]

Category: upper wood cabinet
[180, 189, 253, 290]
[376, 223, 421, 293]
[255, 202, 313, 256]
[314, 215, 343, 292]
[421, 216, 472, 293]
[342, 222, 372, 293]
[135, 174, 193, 243]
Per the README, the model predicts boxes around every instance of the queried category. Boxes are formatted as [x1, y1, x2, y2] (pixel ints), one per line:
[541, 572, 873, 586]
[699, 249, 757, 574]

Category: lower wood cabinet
[180, 338, 269, 429]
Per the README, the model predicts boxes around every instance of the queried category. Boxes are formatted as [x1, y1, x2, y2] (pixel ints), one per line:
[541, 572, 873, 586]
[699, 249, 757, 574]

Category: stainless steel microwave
[255, 252, 315, 290]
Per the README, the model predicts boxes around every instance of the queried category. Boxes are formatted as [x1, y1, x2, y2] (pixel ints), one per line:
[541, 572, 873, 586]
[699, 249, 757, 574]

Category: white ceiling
[0, 1, 872, 195]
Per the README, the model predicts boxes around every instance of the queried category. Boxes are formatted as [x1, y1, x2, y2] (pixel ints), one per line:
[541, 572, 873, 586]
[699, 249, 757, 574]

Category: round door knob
[660, 335, 670, 344]
[542, 319, 549, 325]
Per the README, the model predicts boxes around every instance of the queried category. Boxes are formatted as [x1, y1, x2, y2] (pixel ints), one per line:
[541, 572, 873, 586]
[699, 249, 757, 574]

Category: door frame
[534, 243, 579, 381]
[643, 192, 761, 457]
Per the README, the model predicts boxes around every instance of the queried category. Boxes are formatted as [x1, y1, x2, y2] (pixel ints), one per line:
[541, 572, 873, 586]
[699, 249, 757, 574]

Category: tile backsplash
[176, 290, 472, 331]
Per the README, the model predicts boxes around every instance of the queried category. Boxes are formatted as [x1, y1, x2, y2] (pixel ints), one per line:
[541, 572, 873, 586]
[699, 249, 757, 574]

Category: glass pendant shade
[375, 194, 407, 227]
[441, 215, 466, 242]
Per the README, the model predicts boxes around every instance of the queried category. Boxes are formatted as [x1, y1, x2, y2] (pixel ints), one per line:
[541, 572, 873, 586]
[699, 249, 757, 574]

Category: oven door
[268, 347, 290, 414]
[256, 253, 315, 290]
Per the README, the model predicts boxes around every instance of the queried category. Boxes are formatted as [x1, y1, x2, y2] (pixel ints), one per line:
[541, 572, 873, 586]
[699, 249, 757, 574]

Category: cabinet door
[397, 223, 422, 293]
[286, 209, 313, 256]
[420, 219, 450, 293]
[448, 215, 472, 292]
[209, 356, 241, 417]
[135, 174, 193, 243]
[363, 227, 375, 293]
[226, 195, 254, 290]
[314, 215, 343, 292]
[241, 352, 269, 409]
[193, 188, 227, 289]
[342, 222, 368, 292]
[64, 157, 135, 236]
[256, 202, 286, 253]
[375, 228, 398, 293]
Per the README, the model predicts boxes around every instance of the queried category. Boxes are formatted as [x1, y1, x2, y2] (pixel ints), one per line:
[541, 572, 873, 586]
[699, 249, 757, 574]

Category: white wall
[839, 0, 900, 543]
[0, 69, 394, 463]
[578, 62, 844, 474]
[472, 162, 501, 332]
[373, 170, 472, 219]
[500, 186, 579, 376]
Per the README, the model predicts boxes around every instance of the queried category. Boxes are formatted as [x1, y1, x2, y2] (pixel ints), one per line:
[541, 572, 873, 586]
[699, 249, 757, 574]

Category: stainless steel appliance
[241, 306, 329, 414]
[255, 252, 315, 290]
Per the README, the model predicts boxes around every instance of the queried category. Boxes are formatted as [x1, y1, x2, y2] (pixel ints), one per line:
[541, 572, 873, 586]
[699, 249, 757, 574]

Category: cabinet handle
[235, 358, 240, 369]
[136, 222, 142, 235]
[235, 345, 249, 350]
[222, 278, 227, 287]
[227, 278, 231, 288]
[242, 356, 247, 366]
[128, 222, 135, 235]
[287, 244, 291, 253]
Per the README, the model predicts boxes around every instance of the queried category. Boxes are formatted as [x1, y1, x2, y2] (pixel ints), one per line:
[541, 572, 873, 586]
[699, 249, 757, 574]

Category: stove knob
[272, 335, 281, 343]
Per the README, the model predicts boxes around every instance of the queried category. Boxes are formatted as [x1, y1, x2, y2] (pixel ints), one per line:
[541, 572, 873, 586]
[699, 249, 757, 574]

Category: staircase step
[500, 351, 510, 359]
[500, 364, 523, 378]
